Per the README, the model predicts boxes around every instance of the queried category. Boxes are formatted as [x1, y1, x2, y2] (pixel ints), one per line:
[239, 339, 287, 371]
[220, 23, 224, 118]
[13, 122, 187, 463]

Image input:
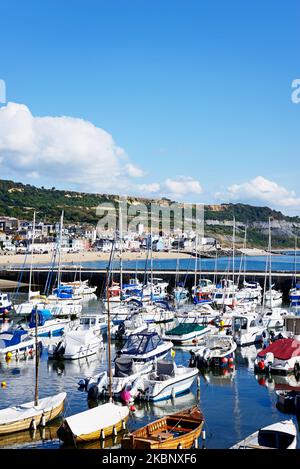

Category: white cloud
[0, 102, 144, 192]
[125, 163, 145, 178]
[216, 176, 300, 210]
[137, 183, 161, 193]
[164, 176, 203, 200]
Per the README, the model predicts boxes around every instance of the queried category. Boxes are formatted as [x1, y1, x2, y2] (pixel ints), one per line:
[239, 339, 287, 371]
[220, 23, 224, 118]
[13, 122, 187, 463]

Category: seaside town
[0, 0, 299, 459]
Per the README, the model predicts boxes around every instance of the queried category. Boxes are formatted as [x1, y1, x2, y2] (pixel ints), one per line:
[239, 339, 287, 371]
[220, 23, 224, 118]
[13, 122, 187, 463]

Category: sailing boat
[56, 240, 129, 445]
[289, 237, 300, 307]
[0, 306, 66, 435]
[263, 219, 283, 309]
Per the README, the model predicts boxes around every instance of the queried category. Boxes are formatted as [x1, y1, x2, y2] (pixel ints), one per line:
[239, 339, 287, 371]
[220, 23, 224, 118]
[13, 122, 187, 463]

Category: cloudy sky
[0, 0, 299, 214]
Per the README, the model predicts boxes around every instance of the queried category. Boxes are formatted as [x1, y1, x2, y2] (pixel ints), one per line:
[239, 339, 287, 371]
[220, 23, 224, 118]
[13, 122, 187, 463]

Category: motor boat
[163, 319, 211, 346]
[48, 328, 104, 360]
[0, 292, 13, 316]
[264, 289, 283, 308]
[80, 357, 153, 400]
[130, 359, 199, 402]
[255, 338, 300, 375]
[0, 328, 40, 359]
[260, 308, 290, 329]
[289, 283, 300, 307]
[111, 312, 148, 340]
[22, 309, 71, 337]
[79, 313, 108, 334]
[232, 313, 267, 347]
[230, 420, 297, 449]
[117, 331, 173, 363]
[189, 335, 237, 369]
[192, 279, 215, 305]
[236, 281, 262, 303]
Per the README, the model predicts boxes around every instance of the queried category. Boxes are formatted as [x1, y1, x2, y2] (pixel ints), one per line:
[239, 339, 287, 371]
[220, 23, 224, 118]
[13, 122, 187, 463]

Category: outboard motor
[189, 350, 197, 368]
[87, 372, 108, 399]
[129, 376, 145, 400]
[115, 322, 126, 341]
[52, 340, 65, 359]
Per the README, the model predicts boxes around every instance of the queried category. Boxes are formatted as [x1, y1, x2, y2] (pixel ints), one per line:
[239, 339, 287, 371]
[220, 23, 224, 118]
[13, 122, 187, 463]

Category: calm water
[59, 254, 300, 273]
[0, 297, 299, 449]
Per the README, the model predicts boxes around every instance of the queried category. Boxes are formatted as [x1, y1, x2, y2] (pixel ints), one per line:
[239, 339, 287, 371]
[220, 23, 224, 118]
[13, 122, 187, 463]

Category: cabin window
[249, 320, 256, 327]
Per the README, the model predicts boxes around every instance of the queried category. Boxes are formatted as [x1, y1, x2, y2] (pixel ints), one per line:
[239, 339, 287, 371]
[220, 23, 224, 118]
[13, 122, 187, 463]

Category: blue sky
[0, 0, 299, 214]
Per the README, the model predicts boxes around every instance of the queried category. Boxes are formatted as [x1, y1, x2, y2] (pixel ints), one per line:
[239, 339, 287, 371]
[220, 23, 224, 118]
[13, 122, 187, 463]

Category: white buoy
[113, 426, 117, 436]
[122, 419, 126, 430]
[202, 430, 206, 441]
[197, 376, 200, 387]
[171, 387, 176, 399]
[41, 413, 46, 427]
[101, 429, 105, 440]
[194, 438, 199, 449]
[31, 418, 37, 431]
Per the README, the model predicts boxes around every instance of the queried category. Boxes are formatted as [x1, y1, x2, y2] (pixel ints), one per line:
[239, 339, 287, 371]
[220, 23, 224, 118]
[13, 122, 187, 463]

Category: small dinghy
[131, 359, 199, 402]
[48, 328, 104, 360]
[57, 402, 129, 445]
[121, 405, 204, 449]
[0, 393, 66, 435]
[230, 420, 297, 449]
[164, 321, 211, 346]
[189, 335, 237, 369]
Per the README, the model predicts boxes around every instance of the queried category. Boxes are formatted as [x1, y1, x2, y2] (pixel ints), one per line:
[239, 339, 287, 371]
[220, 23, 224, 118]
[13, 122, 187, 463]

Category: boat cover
[166, 323, 206, 336]
[0, 329, 28, 349]
[258, 338, 300, 360]
[114, 357, 134, 377]
[64, 329, 98, 346]
[156, 360, 175, 377]
[64, 403, 129, 437]
[122, 332, 164, 355]
[29, 309, 53, 328]
[0, 392, 66, 424]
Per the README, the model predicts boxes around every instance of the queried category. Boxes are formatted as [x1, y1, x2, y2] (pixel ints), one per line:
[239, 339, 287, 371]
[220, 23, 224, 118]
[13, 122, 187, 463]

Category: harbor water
[0, 296, 299, 449]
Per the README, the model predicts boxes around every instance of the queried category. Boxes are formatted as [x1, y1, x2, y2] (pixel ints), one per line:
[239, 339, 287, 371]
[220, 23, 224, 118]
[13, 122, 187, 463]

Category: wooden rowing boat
[0, 392, 66, 435]
[121, 405, 204, 449]
[57, 402, 130, 445]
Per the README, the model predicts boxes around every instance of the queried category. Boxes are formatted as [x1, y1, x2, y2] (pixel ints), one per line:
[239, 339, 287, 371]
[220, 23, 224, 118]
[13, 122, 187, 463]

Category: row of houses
[0, 216, 219, 254]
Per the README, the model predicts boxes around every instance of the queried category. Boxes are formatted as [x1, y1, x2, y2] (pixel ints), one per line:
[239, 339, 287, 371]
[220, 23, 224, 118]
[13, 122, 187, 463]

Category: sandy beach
[0, 250, 193, 268]
[0, 247, 271, 268]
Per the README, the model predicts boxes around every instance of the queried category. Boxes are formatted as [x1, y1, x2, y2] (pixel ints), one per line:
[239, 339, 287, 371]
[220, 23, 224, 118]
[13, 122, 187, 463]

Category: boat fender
[294, 362, 300, 376]
[203, 348, 211, 361]
[265, 352, 274, 365]
[41, 413, 46, 427]
[31, 418, 37, 431]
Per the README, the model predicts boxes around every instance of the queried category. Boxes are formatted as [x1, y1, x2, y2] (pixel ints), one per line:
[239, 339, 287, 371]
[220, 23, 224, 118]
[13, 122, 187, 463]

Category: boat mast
[294, 235, 298, 287]
[268, 218, 273, 309]
[106, 240, 115, 403]
[194, 233, 198, 288]
[150, 230, 153, 304]
[28, 211, 36, 301]
[119, 206, 123, 298]
[57, 211, 64, 288]
[34, 305, 39, 406]
[232, 216, 236, 287]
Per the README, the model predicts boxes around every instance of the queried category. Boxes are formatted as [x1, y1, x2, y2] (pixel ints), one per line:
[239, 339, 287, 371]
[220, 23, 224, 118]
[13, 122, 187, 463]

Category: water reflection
[0, 296, 299, 449]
